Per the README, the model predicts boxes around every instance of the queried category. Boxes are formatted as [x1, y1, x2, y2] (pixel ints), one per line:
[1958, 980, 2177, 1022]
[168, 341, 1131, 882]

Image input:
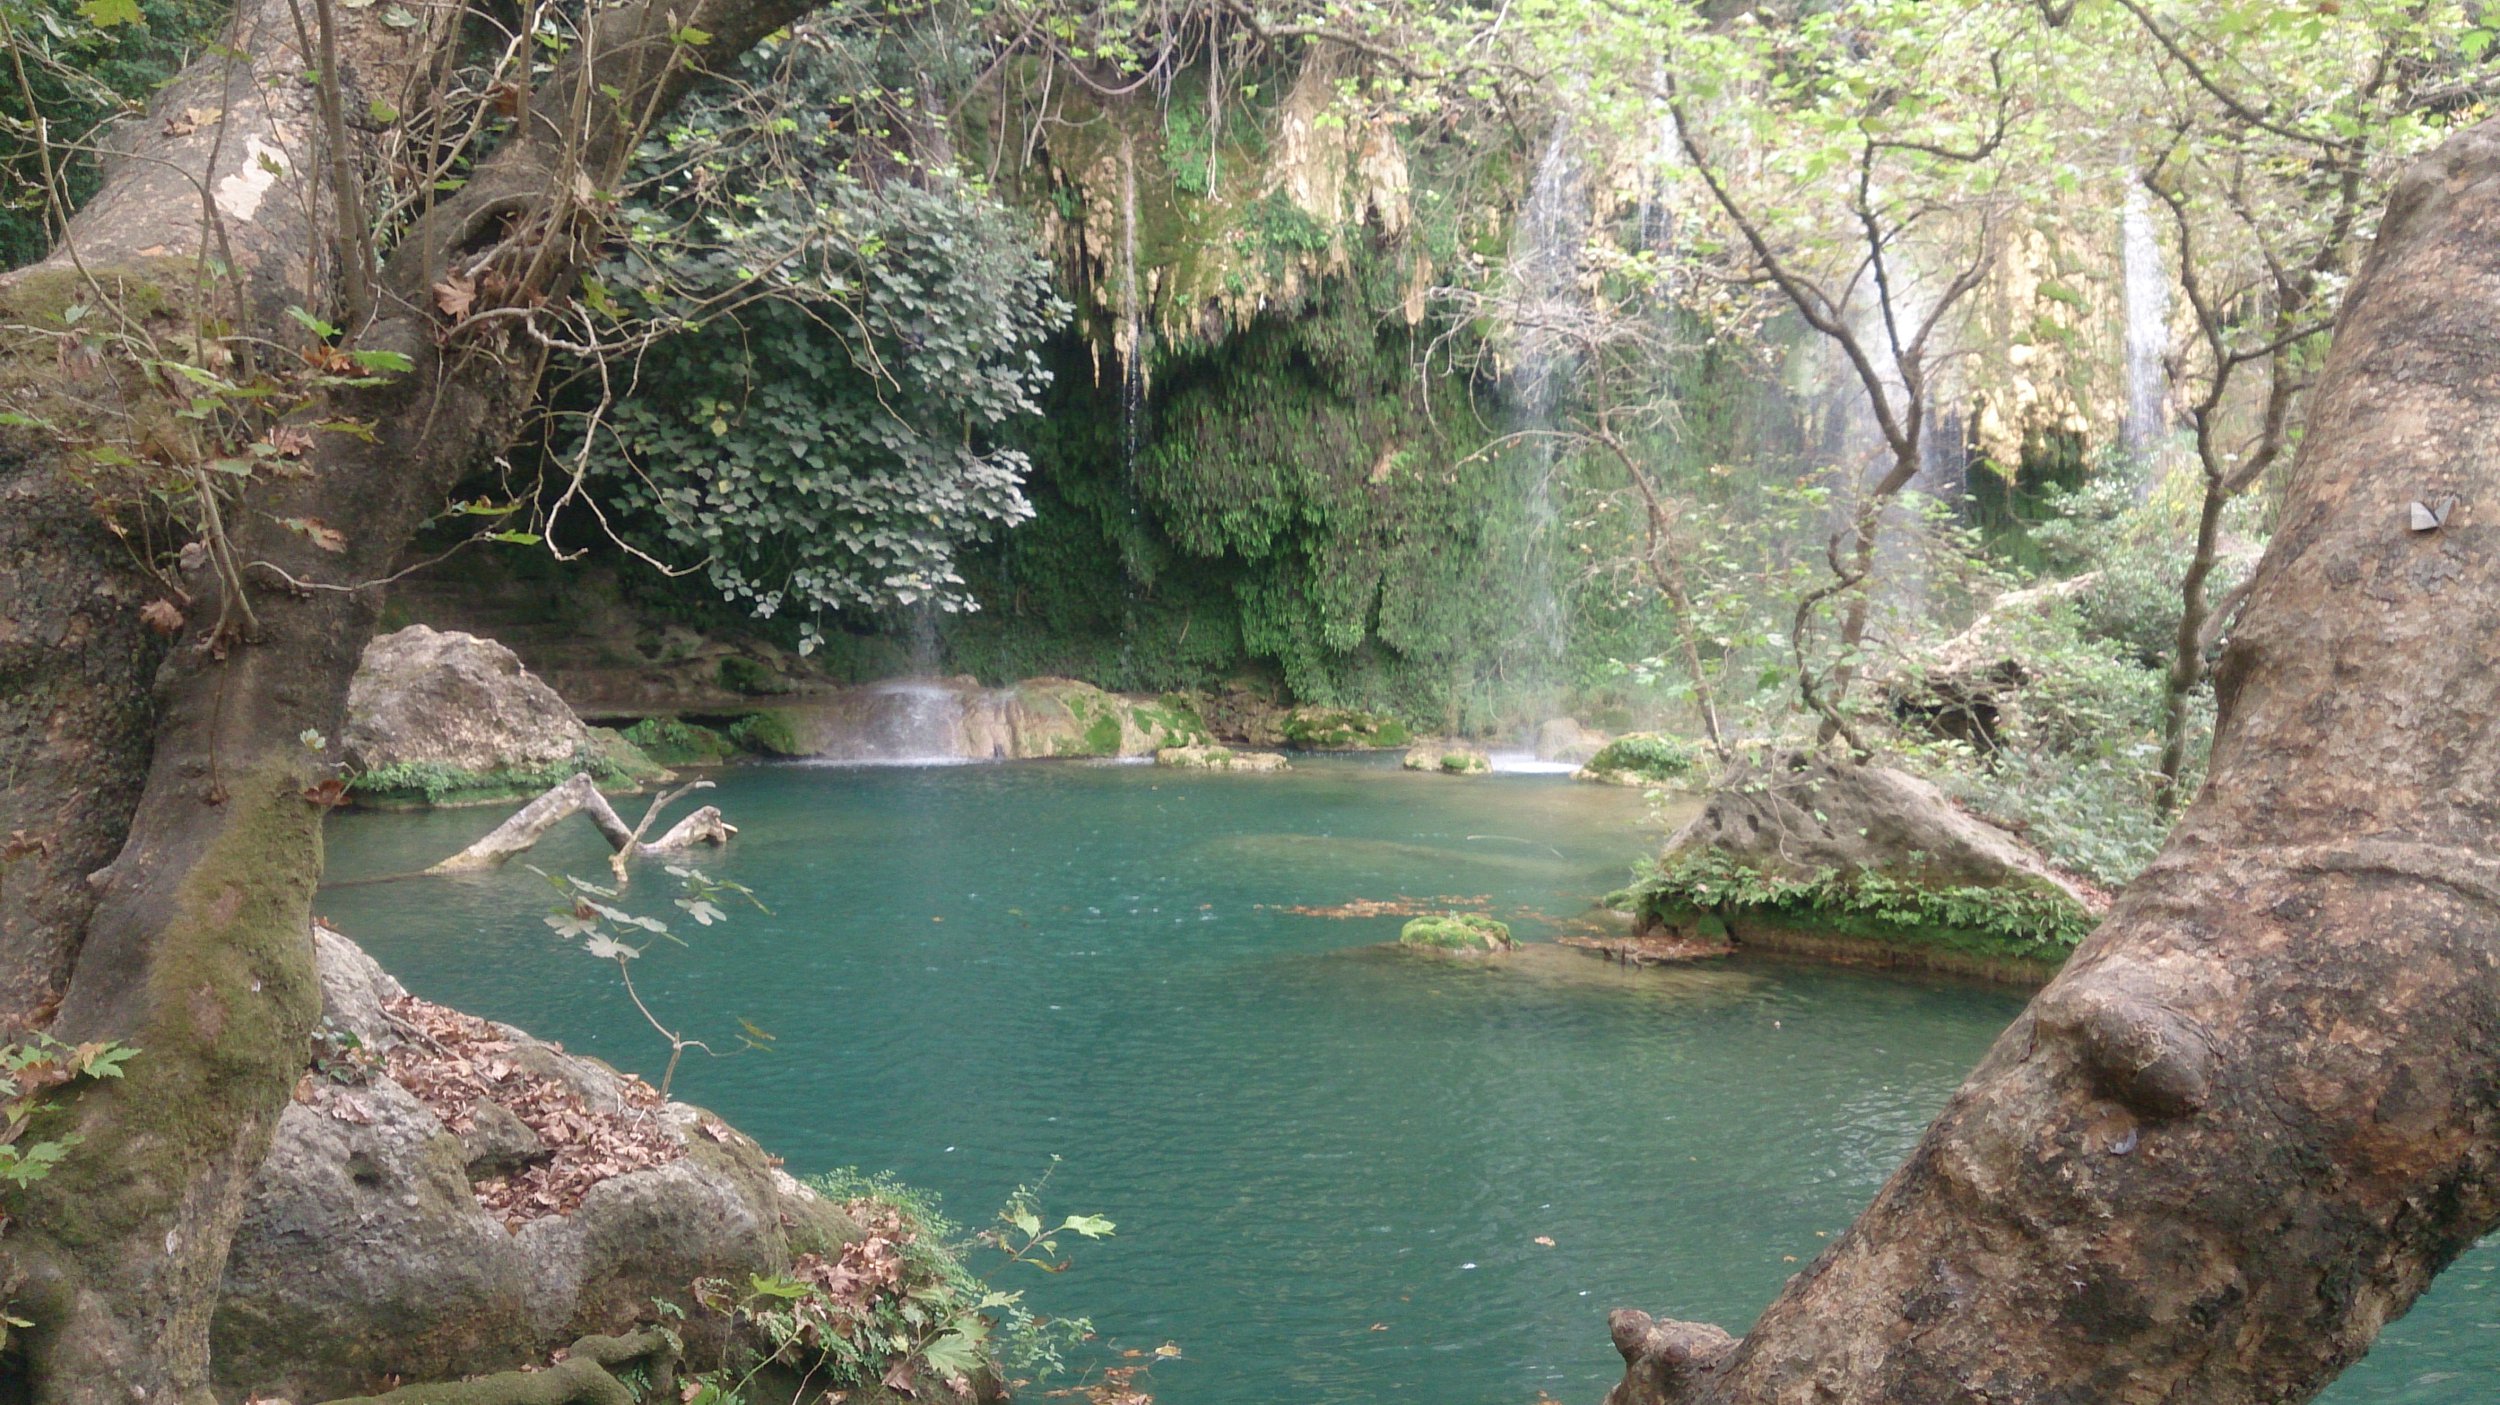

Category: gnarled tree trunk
[0, 0, 820, 1397]
[1608, 116, 2500, 1404]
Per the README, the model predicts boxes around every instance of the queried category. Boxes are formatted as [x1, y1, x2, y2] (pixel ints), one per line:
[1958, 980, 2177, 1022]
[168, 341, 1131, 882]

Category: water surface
[316, 758, 2495, 1403]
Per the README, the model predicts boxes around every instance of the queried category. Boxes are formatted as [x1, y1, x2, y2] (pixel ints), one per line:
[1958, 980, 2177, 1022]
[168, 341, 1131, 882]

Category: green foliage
[0, 1033, 133, 1191]
[696, 1168, 1108, 1398]
[621, 718, 739, 766]
[726, 712, 804, 757]
[1399, 913, 1512, 952]
[1583, 733, 1700, 781]
[581, 22, 1068, 651]
[533, 863, 767, 1099]
[0, 0, 228, 269]
[1636, 849, 2096, 961]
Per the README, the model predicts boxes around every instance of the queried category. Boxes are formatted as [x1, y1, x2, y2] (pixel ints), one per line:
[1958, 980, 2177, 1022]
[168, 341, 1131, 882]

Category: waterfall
[1118, 134, 1149, 486]
[2120, 184, 2172, 488]
[1504, 118, 1587, 683]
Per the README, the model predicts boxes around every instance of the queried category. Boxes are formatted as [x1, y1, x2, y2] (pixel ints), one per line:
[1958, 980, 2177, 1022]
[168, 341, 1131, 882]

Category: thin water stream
[316, 758, 2497, 1403]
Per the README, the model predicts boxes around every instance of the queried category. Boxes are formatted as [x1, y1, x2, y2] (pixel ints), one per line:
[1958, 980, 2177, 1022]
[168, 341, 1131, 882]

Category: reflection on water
[316, 757, 2486, 1404]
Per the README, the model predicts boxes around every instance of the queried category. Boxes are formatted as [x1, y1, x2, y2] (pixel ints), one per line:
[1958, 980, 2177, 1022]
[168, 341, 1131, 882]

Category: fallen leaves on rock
[380, 994, 682, 1229]
[1270, 894, 1496, 920]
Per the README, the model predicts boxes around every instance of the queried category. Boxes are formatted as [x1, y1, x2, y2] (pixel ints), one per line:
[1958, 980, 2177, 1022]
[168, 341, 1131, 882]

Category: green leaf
[347, 349, 414, 374]
[77, 0, 141, 27]
[367, 99, 400, 124]
[1058, 1213, 1115, 1239]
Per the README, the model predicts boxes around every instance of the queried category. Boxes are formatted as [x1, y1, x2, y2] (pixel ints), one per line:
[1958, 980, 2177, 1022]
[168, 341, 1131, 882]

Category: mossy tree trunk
[0, 0, 823, 1397]
[1608, 117, 2500, 1405]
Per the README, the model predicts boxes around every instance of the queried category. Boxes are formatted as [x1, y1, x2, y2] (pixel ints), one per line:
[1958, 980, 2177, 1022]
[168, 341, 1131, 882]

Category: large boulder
[345, 626, 591, 776]
[1633, 754, 2099, 980]
[212, 927, 856, 1402]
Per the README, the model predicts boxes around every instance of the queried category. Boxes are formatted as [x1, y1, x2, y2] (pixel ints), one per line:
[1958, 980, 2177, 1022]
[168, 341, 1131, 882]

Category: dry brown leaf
[139, 598, 185, 636]
[433, 274, 477, 320]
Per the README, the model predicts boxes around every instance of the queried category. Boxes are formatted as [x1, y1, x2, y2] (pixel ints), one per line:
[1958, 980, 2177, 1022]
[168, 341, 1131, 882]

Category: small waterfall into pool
[2120, 184, 2173, 493]
[852, 681, 981, 764]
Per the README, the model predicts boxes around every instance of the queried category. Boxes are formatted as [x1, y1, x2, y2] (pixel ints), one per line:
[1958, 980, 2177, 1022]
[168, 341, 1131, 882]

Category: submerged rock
[1631, 754, 2100, 981]
[1398, 913, 1514, 955]
[1157, 743, 1290, 771]
[213, 927, 855, 1402]
[1402, 742, 1491, 775]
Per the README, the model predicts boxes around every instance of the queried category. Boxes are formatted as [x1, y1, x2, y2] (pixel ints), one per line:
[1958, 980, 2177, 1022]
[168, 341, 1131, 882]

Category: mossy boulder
[1398, 913, 1514, 955]
[1630, 754, 2102, 980]
[1576, 732, 1704, 786]
[1279, 706, 1411, 750]
[1157, 744, 1290, 771]
[1403, 743, 1491, 775]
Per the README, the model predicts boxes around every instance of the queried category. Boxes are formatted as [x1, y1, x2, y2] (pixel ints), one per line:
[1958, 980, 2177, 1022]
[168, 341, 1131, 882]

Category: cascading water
[1114, 134, 1150, 685]
[1504, 119, 1587, 687]
[2120, 184, 2173, 490]
[1117, 134, 1149, 483]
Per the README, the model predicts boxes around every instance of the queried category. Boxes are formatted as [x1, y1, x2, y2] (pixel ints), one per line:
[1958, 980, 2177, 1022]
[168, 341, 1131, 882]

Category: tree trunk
[1606, 116, 2500, 1405]
[0, 0, 821, 1396]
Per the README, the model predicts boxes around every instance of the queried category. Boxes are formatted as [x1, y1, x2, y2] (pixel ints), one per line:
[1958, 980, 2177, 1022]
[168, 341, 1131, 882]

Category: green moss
[345, 732, 664, 809]
[1398, 913, 1512, 953]
[10, 761, 321, 1256]
[1440, 752, 1485, 773]
[1583, 733, 1702, 782]
[1083, 709, 1124, 756]
[1281, 707, 1408, 750]
[621, 717, 739, 766]
[1632, 849, 2095, 964]
[728, 711, 805, 757]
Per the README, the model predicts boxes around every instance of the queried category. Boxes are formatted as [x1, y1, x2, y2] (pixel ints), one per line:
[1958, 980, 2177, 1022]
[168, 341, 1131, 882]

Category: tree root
[314, 1328, 678, 1405]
